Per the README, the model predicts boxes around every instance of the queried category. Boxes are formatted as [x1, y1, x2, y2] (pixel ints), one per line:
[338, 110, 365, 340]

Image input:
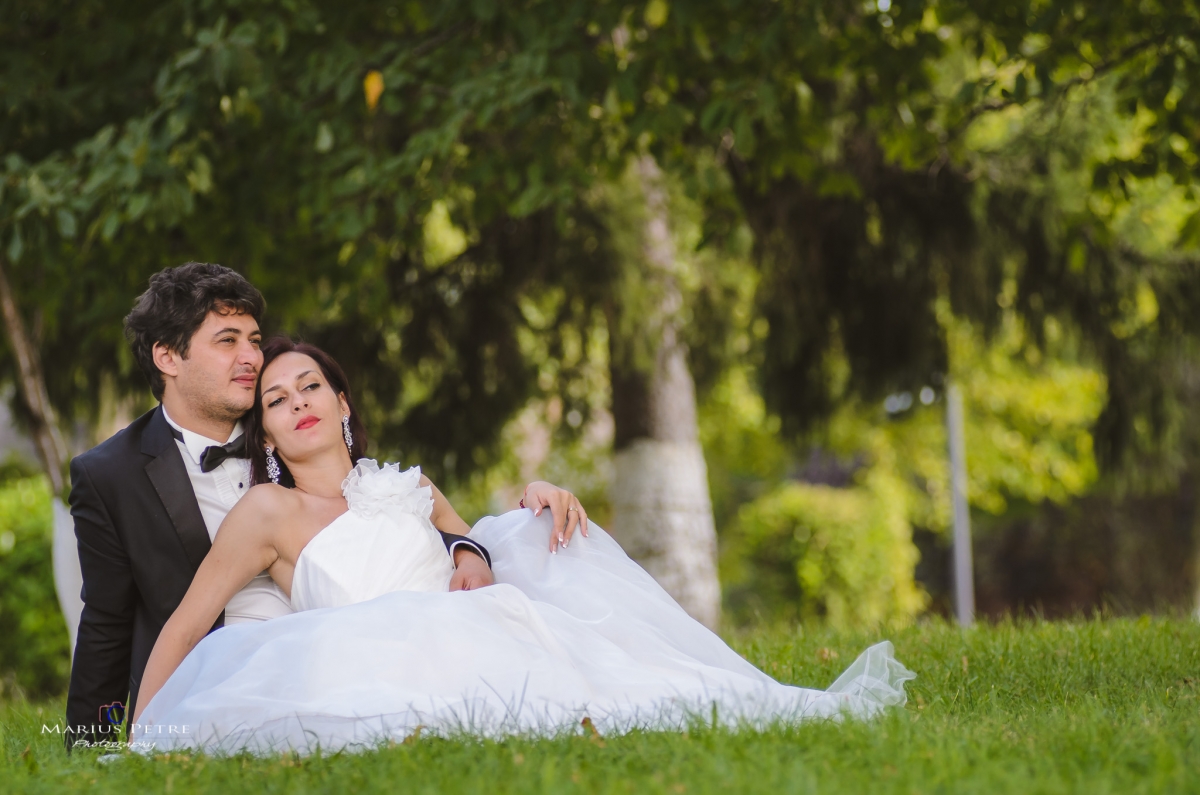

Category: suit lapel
[142, 406, 211, 571]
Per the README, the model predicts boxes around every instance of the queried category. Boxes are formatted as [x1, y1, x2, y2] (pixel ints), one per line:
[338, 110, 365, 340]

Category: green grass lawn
[2, 617, 1198, 793]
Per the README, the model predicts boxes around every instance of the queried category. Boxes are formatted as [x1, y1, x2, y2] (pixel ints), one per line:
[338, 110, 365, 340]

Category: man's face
[158, 310, 263, 423]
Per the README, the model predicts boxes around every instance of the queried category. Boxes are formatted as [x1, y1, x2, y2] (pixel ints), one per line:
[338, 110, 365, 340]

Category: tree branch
[0, 256, 68, 494]
[952, 33, 1174, 138]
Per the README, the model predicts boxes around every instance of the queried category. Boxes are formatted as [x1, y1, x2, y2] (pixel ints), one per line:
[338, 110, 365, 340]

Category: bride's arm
[520, 481, 589, 552]
[419, 474, 472, 536]
[132, 487, 285, 723]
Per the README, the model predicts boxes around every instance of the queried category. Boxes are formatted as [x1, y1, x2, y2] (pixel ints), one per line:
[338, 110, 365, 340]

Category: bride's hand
[449, 548, 494, 591]
[523, 481, 589, 552]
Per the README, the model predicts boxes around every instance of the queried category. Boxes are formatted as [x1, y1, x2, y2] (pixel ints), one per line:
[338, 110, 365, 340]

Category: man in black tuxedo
[64, 263, 588, 749]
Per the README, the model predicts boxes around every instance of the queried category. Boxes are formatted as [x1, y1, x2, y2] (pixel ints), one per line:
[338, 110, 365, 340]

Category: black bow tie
[169, 426, 249, 472]
[200, 435, 249, 472]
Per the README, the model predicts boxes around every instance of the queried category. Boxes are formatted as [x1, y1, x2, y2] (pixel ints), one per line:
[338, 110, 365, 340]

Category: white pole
[946, 383, 975, 626]
[52, 497, 83, 656]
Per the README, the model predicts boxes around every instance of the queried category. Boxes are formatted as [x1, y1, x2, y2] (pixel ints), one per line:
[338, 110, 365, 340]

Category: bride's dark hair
[246, 336, 370, 487]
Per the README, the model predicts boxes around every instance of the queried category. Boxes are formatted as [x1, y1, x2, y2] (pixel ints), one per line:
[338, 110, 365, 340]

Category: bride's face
[259, 352, 350, 463]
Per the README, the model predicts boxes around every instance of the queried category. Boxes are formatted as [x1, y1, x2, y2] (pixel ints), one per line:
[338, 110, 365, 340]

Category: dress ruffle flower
[340, 459, 434, 520]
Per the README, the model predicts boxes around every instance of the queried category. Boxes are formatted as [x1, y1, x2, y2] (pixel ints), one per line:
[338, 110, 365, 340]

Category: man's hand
[523, 481, 589, 553]
[449, 548, 494, 591]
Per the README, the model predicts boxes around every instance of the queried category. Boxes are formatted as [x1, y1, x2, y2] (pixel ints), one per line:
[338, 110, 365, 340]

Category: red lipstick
[295, 415, 320, 431]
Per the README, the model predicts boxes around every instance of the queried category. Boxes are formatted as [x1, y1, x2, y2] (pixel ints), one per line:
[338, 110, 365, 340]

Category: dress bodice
[289, 460, 454, 612]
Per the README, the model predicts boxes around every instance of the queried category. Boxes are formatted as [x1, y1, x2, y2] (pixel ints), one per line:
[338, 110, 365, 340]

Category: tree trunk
[607, 155, 721, 629]
[0, 257, 82, 650]
[1194, 472, 1200, 621]
[0, 259, 68, 491]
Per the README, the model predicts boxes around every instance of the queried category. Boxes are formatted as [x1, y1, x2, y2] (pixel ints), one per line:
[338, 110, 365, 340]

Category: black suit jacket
[64, 405, 490, 747]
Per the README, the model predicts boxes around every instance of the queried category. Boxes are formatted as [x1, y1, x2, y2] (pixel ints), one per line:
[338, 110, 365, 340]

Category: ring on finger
[567, 507, 578, 513]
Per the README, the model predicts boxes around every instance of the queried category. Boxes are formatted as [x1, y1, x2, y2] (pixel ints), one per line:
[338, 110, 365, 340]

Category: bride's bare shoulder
[228, 483, 303, 523]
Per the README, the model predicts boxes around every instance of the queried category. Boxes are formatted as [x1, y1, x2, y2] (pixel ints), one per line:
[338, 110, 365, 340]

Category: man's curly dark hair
[123, 262, 265, 399]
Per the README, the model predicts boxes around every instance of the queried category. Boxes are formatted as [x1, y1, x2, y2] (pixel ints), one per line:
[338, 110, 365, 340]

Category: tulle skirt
[133, 510, 914, 754]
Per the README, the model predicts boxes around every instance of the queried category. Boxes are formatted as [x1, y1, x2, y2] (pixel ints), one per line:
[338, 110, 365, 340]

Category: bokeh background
[3, 0, 1200, 698]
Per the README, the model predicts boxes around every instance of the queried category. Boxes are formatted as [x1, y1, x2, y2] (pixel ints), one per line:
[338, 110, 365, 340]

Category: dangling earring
[265, 445, 281, 485]
[342, 415, 354, 455]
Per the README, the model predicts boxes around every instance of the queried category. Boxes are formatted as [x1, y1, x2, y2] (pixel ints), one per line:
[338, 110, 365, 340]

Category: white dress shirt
[161, 407, 294, 624]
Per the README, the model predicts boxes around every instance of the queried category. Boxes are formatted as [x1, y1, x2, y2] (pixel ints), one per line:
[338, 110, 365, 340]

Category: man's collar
[160, 405, 245, 467]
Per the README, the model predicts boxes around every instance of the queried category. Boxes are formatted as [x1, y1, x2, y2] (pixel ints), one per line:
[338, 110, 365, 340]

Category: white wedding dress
[133, 461, 914, 754]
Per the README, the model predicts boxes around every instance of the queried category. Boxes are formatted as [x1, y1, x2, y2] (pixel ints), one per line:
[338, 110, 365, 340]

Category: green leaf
[56, 209, 77, 239]
[732, 112, 757, 158]
[955, 79, 978, 105]
[645, 0, 669, 29]
[229, 21, 260, 47]
[1177, 208, 1200, 250]
[692, 25, 713, 62]
[127, 193, 150, 220]
[700, 101, 728, 134]
[186, 156, 213, 195]
[174, 48, 203, 69]
[315, 122, 334, 153]
[101, 212, 120, 241]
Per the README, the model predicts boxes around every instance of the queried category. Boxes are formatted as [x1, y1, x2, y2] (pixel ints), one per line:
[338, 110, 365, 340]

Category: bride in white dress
[131, 340, 914, 754]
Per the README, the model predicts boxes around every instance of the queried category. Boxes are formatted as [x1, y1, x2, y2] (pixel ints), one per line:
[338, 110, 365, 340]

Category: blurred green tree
[5, 0, 1200, 632]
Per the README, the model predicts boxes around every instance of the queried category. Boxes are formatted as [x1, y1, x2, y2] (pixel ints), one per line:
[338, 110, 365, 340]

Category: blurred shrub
[721, 468, 926, 629]
[0, 473, 70, 699]
[699, 367, 791, 535]
[821, 308, 1106, 534]
[714, 306, 1104, 628]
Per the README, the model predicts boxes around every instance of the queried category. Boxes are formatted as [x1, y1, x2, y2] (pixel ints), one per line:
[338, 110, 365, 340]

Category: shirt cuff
[448, 539, 490, 568]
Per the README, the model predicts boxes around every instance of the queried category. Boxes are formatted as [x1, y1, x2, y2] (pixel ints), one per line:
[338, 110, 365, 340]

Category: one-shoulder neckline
[293, 509, 354, 577]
